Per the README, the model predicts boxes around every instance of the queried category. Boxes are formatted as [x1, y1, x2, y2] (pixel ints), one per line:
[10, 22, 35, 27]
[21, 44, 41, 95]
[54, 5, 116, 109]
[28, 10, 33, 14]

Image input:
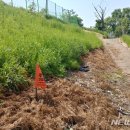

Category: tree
[104, 8, 130, 37]
[120, 17, 130, 34]
[94, 5, 107, 31]
[105, 17, 115, 32]
[122, 8, 130, 19]
[112, 9, 122, 19]
[115, 26, 122, 37]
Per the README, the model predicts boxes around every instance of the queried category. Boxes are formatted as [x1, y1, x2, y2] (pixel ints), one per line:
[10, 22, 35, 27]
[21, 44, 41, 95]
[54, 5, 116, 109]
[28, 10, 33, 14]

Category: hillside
[0, 1, 102, 91]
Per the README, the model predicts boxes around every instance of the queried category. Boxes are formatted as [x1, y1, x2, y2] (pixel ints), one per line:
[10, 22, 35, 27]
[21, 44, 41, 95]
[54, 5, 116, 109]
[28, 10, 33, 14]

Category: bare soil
[103, 38, 130, 75]
[0, 49, 130, 130]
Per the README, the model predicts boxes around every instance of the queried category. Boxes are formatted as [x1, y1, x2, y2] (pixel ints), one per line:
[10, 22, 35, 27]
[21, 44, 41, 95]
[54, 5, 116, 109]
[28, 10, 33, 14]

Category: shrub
[0, 59, 28, 92]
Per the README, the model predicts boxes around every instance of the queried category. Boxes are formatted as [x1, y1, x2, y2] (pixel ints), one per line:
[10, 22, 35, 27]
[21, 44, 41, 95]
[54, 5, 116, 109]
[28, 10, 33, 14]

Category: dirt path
[103, 38, 130, 76]
[103, 38, 130, 110]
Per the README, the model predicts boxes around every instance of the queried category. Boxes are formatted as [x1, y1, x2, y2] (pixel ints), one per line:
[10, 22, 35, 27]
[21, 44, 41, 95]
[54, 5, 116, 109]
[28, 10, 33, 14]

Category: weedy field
[122, 35, 130, 47]
[0, 1, 102, 91]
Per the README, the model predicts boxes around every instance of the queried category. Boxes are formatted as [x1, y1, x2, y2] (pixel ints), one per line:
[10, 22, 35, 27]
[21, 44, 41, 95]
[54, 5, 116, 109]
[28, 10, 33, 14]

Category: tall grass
[0, 1, 102, 91]
[122, 35, 130, 47]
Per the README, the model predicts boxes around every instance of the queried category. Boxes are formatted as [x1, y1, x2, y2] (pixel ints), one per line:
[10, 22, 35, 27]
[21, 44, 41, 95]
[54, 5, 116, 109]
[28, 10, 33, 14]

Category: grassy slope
[122, 35, 130, 47]
[0, 1, 102, 91]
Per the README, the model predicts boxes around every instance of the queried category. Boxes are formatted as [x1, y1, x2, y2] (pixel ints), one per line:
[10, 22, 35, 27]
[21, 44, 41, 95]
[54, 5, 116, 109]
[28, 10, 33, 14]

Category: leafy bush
[115, 26, 122, 37]
[0, 1, 102, 91]
[0, 59, 28, 92]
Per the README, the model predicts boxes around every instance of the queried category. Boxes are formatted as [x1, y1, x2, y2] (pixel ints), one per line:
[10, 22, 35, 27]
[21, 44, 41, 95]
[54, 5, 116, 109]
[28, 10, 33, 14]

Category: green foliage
[95, 20, 103, 31]
[0, 59, 28, 92]
[0, 1, 102, 90]
[67, 60, 80, 70]
[61, 9, 83, 27]
[122, 35, 130, 47]
[115, 26, 122, 37]
[104, 8, 130, 37]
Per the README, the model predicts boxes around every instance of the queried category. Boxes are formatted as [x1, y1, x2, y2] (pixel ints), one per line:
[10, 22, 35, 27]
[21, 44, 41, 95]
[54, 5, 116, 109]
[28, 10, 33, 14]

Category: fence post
[25, 0, 28, 9]
[46, 0, 48, 16]
[68, 10, 70, 23]
[11, 0, 13, 6]
[37, 0, 39, 12]
[55, 3, 57, 18]
[61, 7, 64, 20]
[62, 7, 64, 16]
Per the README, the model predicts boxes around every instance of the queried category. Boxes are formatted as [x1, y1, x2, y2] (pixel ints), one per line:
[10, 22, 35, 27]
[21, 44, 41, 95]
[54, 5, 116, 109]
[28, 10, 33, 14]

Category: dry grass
[0, 49, 129, 130]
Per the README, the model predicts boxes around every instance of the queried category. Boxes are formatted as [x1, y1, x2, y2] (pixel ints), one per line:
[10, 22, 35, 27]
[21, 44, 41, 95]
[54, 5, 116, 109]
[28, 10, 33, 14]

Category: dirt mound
[0, 49, 129, 130]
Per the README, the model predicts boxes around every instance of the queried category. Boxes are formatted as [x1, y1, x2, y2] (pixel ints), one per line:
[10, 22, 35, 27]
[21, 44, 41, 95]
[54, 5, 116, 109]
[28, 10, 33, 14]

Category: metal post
[46, 0, 48, 16]
[68, 10, 70, 23]
[61, 7, 64, 20]
[55, 3, 57, 18]
[62, 7, 64, 16]
[25, 0, 28, 10]
[37, 0, 39, 12]
[11, 0, 13, 6]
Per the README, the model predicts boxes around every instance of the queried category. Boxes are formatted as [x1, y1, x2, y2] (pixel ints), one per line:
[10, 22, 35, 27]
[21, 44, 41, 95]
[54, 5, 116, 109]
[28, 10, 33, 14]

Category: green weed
[122, 35, 130, 47]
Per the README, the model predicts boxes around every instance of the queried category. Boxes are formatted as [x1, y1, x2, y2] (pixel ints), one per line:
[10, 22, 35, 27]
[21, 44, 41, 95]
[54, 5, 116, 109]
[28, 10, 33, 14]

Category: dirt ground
[103, 38, 130, 75]
[103, 38, 130, 110]
[0, 49, 130, 130]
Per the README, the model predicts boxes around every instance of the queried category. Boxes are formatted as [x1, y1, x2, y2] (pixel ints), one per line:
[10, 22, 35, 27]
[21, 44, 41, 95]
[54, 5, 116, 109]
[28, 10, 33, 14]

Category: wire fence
[2, 0, 79, 25]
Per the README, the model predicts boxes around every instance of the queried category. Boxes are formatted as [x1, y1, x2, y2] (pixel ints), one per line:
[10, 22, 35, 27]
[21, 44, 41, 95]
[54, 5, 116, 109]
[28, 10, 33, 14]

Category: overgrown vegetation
[0, 1, 102, 91]
[122, 35, 130, 47]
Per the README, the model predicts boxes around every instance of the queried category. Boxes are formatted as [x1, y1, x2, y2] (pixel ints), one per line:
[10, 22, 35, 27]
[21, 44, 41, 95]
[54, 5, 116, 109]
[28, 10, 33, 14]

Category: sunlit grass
[122, 35, 130, 47]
